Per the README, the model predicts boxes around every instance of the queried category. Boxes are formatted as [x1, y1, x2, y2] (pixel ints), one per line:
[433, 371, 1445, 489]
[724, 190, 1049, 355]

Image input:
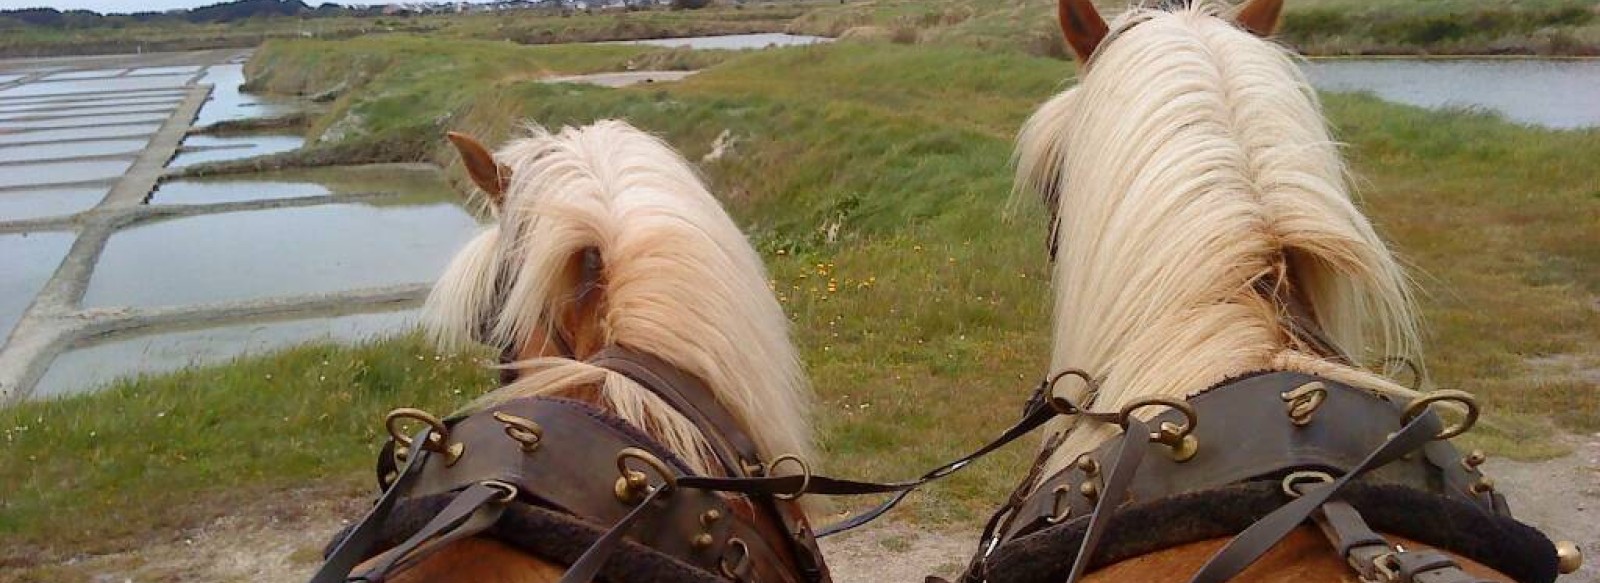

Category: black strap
[671, 400, 1067, 537]
[1186, 410, 1442, 583]
[310, 429, 432, 583]
[557, 485, 671, 583]
[1065, 418, 1150, 582]
[351, 482, 510, 582]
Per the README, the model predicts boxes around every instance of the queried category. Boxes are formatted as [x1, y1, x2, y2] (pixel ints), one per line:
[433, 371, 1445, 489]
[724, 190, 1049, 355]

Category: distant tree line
[0, 0, 385, 29]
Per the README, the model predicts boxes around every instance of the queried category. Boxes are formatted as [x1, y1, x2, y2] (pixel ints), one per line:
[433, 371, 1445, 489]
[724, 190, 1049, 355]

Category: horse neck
[1023, 9, 1421, 474]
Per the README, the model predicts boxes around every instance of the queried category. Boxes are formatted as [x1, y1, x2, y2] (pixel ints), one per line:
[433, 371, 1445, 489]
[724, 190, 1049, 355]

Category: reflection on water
[0, 231, 74, 340]
[0, 111, 170, 131]
[193, 64, 298, 128]
[0, 74, 191, 98]
[0, 159, 130, 188]
[0, 123, 159, 145]
[0, 103, 174, 121]
[84, 202, 480, 308]
[1304, 59, 1600, 129]
[33, 309, 420, 398]
[128, 65, 202, 77]
[0, 138, 146, 164]
[602, 33, 833, 50]
[152, 165, 459, 205]
[0, 186, 108, 221]
[169, 134, 304, 167]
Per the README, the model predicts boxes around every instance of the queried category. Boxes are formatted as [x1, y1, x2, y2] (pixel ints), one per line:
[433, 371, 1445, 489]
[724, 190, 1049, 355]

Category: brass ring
[615, 447, 677, 504]
[767, 454, 812, 501]
[1280, 382, 1327, 427]
[492, 411, 543, 453]
[1046, 369, 1099, 414]
[482, 479, 519, 504]
[1045, 484, 1073, 524]
[386, 408, 463, 465]
[1118, 398, 1197, 437]
[1401, 389, 1479, 440]
[720, 538, 750, 579]
[1281, 470, 1334, 498]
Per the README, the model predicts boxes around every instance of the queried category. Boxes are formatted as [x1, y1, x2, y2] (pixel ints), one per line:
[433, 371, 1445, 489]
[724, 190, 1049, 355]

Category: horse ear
[1058, 0, 1110, 64]
[1235, 0, 1284, 37]
[446, 131, 510, 208]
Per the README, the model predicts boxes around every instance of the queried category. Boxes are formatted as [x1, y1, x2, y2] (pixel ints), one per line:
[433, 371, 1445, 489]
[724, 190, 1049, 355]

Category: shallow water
[151, 165, 461, 205]
[193, 64, 299, 128]
[602, 33, 832, 50]
[0, 90, 187, 108]
[0, 231, 74, 340]
[0, 123, 161, 145]
[0, 98, 180, 117]
[33, 308, 420, 398]
[0, 103, 174, 121]
[0, 74, 25, 84]
[168, 134, 305, 167]
[128, 65, 202, 77]
[0, 159, 130, 189]
[43, 68, 126, 81]
[1304, 59, 1600, 130]
[0, 75, 191, 99]
[0, 111, 171, 131]
[84, 202, 480, 308]
[0, 138, 147, 164]
[0, 186, 108, 221]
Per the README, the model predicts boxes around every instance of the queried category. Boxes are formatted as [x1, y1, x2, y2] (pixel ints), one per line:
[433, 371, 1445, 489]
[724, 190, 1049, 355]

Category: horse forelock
[422, 120, 814, 477]
[1016, 3, 1424, 477]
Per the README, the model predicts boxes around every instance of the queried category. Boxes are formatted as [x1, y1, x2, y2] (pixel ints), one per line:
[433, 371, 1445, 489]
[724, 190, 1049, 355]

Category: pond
[1304, 58, 1600, 130]
[83, 202, 480, 308]
[33, 308, 421, 398]
[0, 231, 75, 341]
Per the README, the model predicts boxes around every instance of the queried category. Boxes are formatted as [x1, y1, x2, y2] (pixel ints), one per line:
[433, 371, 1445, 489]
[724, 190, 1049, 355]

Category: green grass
[2, 36, 1597, 567]
[789, 0, 1600, 57]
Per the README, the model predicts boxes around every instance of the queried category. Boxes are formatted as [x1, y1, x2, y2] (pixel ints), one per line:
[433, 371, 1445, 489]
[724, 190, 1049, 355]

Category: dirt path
[12, 438, 1595, 583]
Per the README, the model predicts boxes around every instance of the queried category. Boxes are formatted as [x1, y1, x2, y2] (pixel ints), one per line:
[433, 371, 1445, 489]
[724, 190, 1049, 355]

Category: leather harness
[952, 372, 1561, 583]
[312, 346, 830, 583]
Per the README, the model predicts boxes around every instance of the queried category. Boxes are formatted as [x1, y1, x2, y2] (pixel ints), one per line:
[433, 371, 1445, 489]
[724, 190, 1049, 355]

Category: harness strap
[351, 482, 511, 582]
[589, 346, 763, 477]
[558, 485, 671, 583]
[311, 430, 432, 583]
[1065, 418, 1149, 582]
[1186, 410, 1442, 583]
[1315, 500, 1495, 583]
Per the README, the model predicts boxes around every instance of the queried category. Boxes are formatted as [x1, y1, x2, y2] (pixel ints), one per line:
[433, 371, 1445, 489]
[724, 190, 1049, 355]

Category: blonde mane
[1015, 2, 1424, 476]
[423, 120, 813, 476]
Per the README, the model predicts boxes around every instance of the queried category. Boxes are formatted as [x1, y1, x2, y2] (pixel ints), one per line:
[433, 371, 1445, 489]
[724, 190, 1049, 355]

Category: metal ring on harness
[768, 454, 813, 501]
[615, 447, 677, 504]
[1046, 369, 1099, 415]
[386, 408, 464, 466]
[1280, 470, 1334, 498]
[1401, 390, 1479, 440]
[1118, 397, 1199, 461]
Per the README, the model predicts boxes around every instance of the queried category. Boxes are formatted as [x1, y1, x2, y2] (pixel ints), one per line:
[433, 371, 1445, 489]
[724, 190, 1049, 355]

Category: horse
[955, 1, 1584, 582]
[309, 121, 831, 583]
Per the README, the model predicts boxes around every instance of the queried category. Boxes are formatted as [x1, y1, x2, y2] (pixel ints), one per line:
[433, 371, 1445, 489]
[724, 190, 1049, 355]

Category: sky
[0, 0, 499, 13]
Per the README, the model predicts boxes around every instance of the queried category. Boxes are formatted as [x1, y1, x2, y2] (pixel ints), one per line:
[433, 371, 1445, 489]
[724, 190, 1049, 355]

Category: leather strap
[589, 346, 763, 477]
[1315, 499, 1495, 583]
[311, 430, 432, 583]
[1185, 409, 1442, 583]
[352, 482, 510, 582]
[558, 485, 671, 583]
[1065, 418, 1149, 582]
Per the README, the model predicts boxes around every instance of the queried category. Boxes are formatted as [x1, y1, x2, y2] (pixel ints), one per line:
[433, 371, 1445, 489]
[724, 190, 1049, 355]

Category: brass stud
[691, 533, 715, 551]
[615, 471, 650, 504]
[1469, 476, 1495, 495]
[1075, 457, 1100, 476]
[1080, 481, 1099, 501]
[1556, 540, 1583, 574]
[1461, 450, 1487, 471]
[701, 509, 723, 527]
